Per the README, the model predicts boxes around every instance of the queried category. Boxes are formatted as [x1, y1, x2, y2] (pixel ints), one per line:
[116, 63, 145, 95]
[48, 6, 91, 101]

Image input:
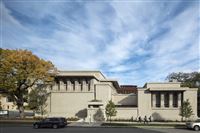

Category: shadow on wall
[118, 95, 136, 106]
[75, 108, 87, 119]
[152, 112, 164, 121]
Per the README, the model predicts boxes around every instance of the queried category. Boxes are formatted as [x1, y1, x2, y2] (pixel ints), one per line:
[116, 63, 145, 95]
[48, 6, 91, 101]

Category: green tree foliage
[105, 100, 117, 122]
[93, 108, 105, 122]
[179, 99, 193, 121]
[166, 72, 200, 89]
[28, 84, 48, 117]
[0, 49, 56, 118]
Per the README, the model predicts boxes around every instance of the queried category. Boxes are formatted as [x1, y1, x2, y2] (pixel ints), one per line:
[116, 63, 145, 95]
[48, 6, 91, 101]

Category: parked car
[186, 119, 200, 131]
[33, 117, 67, 129]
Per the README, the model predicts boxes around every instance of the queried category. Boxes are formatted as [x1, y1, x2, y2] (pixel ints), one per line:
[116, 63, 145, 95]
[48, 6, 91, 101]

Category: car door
[42, 118, 51, 128]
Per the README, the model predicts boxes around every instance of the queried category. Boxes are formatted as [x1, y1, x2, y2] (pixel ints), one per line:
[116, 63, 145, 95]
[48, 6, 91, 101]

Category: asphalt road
[0, 124, 194, 133]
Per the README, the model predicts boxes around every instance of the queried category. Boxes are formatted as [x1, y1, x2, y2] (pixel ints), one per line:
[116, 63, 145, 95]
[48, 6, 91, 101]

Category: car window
[50, 118, 59, 122]
[195, 119, 200, 122]
[60, 118, 66, 122]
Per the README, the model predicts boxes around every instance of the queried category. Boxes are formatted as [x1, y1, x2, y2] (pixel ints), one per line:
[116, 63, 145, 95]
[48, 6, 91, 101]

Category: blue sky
[1, 0, 199, 86]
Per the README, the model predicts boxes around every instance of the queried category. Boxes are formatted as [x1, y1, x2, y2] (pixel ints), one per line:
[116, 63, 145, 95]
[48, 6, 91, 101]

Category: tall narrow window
[173, 93, 178, 107]
[164, 93, 169, 107]
[156, 93, 161, 107]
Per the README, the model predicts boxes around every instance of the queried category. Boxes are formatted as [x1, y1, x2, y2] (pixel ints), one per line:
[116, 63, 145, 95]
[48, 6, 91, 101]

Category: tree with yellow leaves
[0, 49, 56, 118]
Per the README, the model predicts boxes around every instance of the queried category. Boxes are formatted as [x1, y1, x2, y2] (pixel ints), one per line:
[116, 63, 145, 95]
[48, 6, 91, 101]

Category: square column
[74, 80, 79, 92]
[152, 93, 156, 107]
[82, 80, 87, 92]
[169, 93, 173, 107]
[178, 92, 182, 107]
[52, 82, 59, 91]
[59, 80, 66, 91]
[67, 80, 72, 92]
[89, 79, 94, 91]
[161, 93, 165, 108]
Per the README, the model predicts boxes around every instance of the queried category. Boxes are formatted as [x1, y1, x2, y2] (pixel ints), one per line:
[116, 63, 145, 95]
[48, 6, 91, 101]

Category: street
[0, 124, 194, 133]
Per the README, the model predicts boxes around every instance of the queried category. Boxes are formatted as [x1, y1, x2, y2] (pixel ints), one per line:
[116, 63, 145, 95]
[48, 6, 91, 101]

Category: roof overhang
[148, 87, 187, 91]
[56, 71, 106, 80]
[100, 79, 120, 89]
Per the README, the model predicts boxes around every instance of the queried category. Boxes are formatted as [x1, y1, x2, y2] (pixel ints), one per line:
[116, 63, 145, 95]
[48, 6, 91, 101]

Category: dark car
[33, 117, 67, 129]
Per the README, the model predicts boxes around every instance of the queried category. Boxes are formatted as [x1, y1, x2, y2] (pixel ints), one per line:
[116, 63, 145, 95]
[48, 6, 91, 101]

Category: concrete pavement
[0, 124, 194, 133]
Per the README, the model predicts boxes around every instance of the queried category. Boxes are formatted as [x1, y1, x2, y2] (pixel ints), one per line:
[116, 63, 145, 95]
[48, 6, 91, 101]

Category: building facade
[45, 71, 198, 122]
[0, 71, 198, 121]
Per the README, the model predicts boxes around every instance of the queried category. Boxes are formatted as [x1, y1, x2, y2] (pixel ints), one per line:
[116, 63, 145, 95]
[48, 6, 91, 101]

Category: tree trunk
[18, 104, 25, 118]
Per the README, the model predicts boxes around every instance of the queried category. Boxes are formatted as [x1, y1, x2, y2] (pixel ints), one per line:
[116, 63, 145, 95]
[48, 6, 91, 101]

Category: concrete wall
[47, 92, 94, 118]
[114, 107, 138, 120]
[184, 88, 198, 119]
[113, 94, 137, 106]
[138, 87, 198, 121]
[96, 84, 112, 106]
[138, 89, 152, 117]
[145, 83, 181, 88]
[151, 108, 181, 121]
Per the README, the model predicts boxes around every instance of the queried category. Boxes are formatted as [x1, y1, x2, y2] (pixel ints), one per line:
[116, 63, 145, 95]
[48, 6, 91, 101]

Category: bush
[66, 117, 79, 121]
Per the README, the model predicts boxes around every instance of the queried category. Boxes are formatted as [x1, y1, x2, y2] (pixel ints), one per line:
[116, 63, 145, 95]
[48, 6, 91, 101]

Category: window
[164, 93, 169, 107]
[156, 93, 161, 107]
[173, 93, 178, 107]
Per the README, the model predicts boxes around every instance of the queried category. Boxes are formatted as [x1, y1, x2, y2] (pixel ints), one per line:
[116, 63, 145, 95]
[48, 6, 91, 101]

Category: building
[0, 70, 198, 121]
[45, 71, 198, 122]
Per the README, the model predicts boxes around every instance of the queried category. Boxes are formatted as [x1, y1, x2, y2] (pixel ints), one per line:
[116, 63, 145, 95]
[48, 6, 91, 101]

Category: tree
[0, 102, 2, 110]
[166, 72, 200, 89]
[0, 95, 2, 110]
[28, 84, 48, 117]
[93, 108, 105, 122]
[105, 100, 117, 122]
[179, 99, 193, 121]
[0, 49, 56, 118]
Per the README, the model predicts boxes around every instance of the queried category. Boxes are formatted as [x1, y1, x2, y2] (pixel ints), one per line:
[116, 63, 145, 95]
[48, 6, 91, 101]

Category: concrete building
[0, 71, 198, 121]
[45, 71, 198, 122]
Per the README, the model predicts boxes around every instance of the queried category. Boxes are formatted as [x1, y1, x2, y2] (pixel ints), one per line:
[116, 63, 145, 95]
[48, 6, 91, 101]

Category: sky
[1, 0, 199, 86]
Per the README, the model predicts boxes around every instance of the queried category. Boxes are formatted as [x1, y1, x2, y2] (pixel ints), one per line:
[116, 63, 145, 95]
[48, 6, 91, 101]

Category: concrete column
[59, 80, 66, 91]
[161, 93, 165, 108]
[74, 80, 79, 91]
[89, 79, 94, 91]
[82, 80, 87, 92]
[169, 93, 173, 107]
[52, 82, 58, 91]
[152, 93, 156, 107]
[178, 92, 182, 107]
[67, 80, 72, 92]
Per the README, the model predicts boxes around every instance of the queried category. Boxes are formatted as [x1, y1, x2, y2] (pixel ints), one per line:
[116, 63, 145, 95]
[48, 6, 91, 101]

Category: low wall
[113, 107, 138, 120]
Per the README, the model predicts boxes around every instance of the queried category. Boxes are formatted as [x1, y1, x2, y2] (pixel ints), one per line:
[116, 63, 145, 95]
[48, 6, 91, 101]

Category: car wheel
[194, 126, 200, 131]
[34, 124, 39, 129]
[52, 124, 58, 129]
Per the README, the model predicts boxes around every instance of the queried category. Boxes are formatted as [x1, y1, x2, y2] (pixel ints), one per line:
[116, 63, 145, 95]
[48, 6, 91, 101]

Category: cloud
[1, 1, 199, 86]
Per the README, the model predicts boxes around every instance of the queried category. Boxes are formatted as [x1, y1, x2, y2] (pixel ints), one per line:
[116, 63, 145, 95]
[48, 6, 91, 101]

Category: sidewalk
[68, 122, 102, 127]
[67, 121, 186, 128]
[104, 121, 185, 125]
[102, 121, 186, 128]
